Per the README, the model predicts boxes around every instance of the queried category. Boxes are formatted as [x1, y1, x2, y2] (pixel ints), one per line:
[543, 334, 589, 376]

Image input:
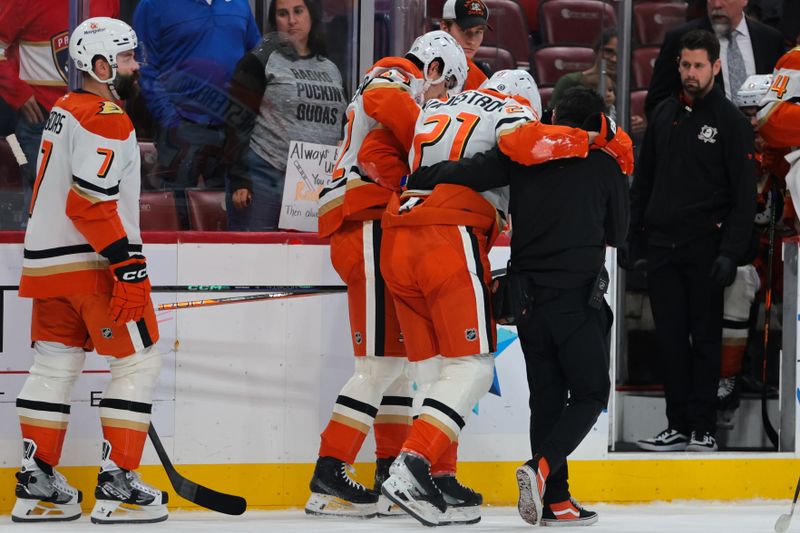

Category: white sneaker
[636, 428, 689, 451]
[685, 431, 718, 452]
[90, 441, 168, 524]
[11, 439, 82, 522]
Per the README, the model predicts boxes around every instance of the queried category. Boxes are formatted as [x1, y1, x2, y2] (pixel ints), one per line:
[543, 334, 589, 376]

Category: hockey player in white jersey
[308, 31, 468, 520]
[12, 17, 168, 524]
[379, 69, 600, 527]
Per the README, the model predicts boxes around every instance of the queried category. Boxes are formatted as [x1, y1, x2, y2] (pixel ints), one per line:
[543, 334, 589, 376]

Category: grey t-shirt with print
[250, 50, 346, 171]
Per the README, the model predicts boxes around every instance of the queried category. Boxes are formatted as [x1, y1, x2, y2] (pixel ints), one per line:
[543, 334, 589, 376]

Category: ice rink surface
[0, 502, 792, 533]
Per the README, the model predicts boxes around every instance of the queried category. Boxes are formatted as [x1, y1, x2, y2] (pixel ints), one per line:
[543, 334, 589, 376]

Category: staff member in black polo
[405, 86, 630, 527]
[631, 29, 757, 453]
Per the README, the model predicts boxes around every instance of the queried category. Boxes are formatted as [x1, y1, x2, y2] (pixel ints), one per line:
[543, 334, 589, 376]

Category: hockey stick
[151, 284, 345, 293]
[157, 288, 345, 311]
[761, 181, 780, 449]
[775, 475, 800, 532]
[147, 423, 246, 515]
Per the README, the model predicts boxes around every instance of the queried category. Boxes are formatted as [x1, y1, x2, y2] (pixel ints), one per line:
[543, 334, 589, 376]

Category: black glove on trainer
[709, 255, 737, 287]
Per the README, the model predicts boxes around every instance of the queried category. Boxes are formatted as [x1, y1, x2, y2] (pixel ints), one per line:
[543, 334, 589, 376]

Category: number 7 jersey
[19, 91, 142, 298]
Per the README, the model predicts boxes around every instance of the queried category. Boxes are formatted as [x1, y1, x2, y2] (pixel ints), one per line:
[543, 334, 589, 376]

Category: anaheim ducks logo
[698, 124, 718, 144]
[98, 101, 124, 115]
[463, 0, 487, 17]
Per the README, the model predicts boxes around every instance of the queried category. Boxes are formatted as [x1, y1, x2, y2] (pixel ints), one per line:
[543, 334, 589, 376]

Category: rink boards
[0, 232, 799, 512]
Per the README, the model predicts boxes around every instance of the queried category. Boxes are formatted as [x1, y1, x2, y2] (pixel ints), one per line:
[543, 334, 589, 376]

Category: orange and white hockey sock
[101, 347, 161, 471]
[402, 418, 455, 466]
[721, 265, 759, 378]
[721, 335, 745, 378]
[319, 357, 406, 464]
[16, 341, 86, 466]
[319, 415, 371, 465]
[17, 403, 69, 467]
[374, 375, 413, 459]
[100, 399, 150, 471]
[431, 441, 458, 476]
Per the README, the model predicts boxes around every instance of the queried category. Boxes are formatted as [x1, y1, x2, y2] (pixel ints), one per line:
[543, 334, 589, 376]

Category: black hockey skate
[305, 456, 378, 518]
[434, 474, 483, 525]
[381, 451, 447, 527]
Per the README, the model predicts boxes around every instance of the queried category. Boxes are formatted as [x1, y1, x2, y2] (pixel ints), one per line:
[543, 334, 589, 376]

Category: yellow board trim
[2, 459, 800, 513]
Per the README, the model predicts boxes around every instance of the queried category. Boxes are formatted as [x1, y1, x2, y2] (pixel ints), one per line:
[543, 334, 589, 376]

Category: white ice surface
[0, 502, 792, 533]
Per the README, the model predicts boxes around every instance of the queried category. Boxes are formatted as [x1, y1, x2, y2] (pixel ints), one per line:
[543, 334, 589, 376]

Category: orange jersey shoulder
[56, 91, 134, 141]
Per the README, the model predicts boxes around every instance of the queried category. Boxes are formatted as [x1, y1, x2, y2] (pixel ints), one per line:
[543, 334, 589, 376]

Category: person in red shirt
[0, 1, 119, 228]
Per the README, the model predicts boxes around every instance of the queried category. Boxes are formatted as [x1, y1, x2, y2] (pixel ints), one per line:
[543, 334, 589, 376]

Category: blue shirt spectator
[133, 0, 260, 228]
[134, 0, 260, 127]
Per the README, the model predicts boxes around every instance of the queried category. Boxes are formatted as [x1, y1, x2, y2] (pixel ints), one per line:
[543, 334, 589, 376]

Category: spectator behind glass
[645, 0, 784, 117]
[549, 28, 646, 134]
[133, 0, 260, 227]
[0, 1, 119, 229]
[225, 0, 346, 231]
[439, 0, 491, 90]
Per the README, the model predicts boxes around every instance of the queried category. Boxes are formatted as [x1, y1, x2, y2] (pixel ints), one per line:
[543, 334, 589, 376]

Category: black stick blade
[148, 424, 247, 515]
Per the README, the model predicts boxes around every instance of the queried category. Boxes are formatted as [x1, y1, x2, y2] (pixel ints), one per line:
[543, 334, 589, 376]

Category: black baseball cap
[442, 0, 492, 30]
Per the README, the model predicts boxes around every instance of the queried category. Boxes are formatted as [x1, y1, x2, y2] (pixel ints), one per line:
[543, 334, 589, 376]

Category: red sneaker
[515, 455, 549, 525]
[541, 497, 598, 527]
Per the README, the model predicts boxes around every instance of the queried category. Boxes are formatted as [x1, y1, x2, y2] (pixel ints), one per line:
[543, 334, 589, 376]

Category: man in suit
[645, 0, 784, 116]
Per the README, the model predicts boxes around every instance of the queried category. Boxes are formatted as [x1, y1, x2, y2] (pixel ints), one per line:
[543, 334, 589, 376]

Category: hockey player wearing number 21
[310, 31, 472, 521]
[12, 18, 168, 524]
[377, 69, 631, 527]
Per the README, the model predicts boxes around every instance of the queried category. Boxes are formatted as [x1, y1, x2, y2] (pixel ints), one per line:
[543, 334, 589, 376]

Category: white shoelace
[341, 464, 366, 491]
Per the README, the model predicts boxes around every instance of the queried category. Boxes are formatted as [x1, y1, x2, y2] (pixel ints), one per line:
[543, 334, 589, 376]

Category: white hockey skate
[375, 457, 405, 518]
[90, 441, 168, 524]
[11, 439, 82, 522]
[381, 452, 446, 527]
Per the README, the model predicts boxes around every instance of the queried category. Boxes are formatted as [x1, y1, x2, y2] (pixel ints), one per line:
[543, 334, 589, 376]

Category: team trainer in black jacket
[631, 30, 757, 454]
[407, 85, 630, 527]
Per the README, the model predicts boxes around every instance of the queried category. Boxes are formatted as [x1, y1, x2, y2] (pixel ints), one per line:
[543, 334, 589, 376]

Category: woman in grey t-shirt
[226, 0, 346, 231]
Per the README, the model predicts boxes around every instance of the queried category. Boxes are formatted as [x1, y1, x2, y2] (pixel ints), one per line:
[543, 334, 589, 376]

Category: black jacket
[645, 16, 785, 117]
[630, 86, 757, 261]
[407, 148, 629, 288]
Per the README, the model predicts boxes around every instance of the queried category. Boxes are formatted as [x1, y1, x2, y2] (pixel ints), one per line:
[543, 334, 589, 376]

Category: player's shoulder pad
[60, 93, 134, 141]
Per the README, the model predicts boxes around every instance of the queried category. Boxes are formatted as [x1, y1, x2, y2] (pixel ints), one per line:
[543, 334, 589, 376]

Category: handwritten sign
[279, 141, 339, 232]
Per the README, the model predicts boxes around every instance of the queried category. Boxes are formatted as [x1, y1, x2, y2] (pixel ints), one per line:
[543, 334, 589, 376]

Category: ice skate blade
[377, 494, 407, 518]
[11, 498, 81, 522]
[381, 475, 440, 527]
[304, 492, 377, 519]
[516, 465, 543, 526]
[439, 503, 481, 525]
[90, 499, 168, 524]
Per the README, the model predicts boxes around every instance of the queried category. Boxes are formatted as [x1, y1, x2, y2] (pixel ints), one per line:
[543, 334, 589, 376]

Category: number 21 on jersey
[411, 112, 481, 170]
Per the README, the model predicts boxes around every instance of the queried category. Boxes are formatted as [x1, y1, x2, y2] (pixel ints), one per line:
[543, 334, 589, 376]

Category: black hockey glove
[709, 255, 737, 287]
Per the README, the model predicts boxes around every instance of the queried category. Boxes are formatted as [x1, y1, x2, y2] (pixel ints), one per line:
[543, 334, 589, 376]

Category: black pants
[647, 238, 723, 436]
[517, 284, 611, 504]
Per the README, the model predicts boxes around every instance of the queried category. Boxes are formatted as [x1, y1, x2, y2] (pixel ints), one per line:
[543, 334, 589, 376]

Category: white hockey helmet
[481, 69, 543, 118]
[406, 30, 468, 97]
[69, 17, 138, 84]
[736, 74, 772, 108]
